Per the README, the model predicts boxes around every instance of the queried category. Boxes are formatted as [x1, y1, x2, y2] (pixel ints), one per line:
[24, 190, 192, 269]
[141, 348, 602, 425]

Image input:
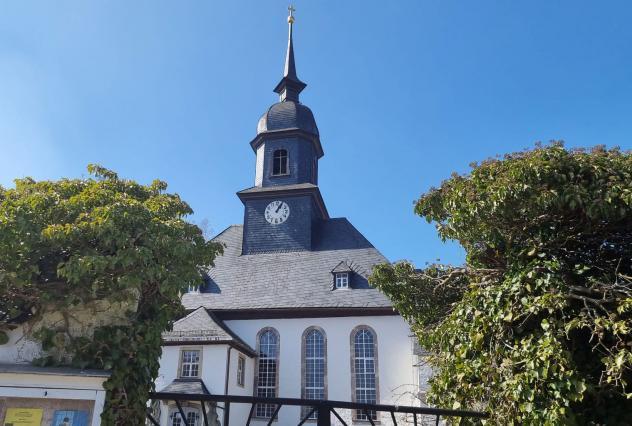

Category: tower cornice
[249, 128, 324, 159]
[237, 183, 329, 220]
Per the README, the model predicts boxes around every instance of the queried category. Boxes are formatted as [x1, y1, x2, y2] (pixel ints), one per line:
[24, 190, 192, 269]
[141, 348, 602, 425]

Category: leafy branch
[371, 143, 632, 424]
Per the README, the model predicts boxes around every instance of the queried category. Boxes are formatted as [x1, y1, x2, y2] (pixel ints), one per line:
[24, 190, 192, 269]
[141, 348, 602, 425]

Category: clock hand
[276, 203, 283, 213]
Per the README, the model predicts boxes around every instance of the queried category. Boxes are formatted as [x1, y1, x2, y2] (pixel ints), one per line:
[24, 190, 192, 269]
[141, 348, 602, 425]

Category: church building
[155, 9, 427, 426]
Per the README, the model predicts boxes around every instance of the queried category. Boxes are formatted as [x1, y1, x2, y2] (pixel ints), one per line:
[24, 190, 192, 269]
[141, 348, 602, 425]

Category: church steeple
[239, 6, 328, 254]
[273, 6, 306, 102]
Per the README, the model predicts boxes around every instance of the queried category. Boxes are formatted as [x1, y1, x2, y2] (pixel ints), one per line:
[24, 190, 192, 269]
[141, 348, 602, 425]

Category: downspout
[223, 346, 233, 425]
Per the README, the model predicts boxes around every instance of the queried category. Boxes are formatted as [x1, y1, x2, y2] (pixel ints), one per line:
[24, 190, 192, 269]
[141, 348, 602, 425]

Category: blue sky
[1, 1, 631, 266]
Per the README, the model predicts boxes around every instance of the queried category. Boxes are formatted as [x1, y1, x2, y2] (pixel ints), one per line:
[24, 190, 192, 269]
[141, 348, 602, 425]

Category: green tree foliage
[371, 144, 632, 424]
[0, 165, 222, 425]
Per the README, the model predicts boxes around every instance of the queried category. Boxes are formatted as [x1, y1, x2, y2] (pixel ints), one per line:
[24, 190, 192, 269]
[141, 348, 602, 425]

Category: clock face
[264, 200, 290, 225]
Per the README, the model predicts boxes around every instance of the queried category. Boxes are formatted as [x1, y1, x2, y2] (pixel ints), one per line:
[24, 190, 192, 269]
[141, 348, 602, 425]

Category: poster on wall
[52, 411, 89, 426]
[3, 408, 43, 425]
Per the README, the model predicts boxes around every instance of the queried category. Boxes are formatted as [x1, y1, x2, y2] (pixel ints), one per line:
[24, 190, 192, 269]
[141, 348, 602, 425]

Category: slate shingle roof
[159, 378, 210, 395]
[331, 261, 353, 273]
[163, 308, 256, 355]
[182, 219, 394, 311]
[257, 101, 319, 136]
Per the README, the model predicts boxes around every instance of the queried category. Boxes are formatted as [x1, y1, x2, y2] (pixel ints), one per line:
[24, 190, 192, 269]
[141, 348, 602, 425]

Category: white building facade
[155, 10, 429, 426]
[155, 308, 424, 426]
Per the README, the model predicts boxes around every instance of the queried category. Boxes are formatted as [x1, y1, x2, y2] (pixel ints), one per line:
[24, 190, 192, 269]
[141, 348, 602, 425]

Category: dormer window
[187, 284, 200, 294]
[272, 149, 289, 176]
[335, 273, 349, 289]
[331, 261, 353, 290]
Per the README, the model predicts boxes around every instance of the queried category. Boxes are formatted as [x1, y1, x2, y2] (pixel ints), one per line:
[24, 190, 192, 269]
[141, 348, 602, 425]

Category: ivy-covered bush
[371, 144, 632, 424]
[0, 165, 222, 425]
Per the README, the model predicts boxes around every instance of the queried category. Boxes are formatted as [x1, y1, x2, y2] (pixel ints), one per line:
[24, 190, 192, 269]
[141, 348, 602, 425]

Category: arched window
[255, 328, 280, 418]
[272, 149, 288, 176]
[169, 407, 200, 426]
[302, 327, 327, 420]
[351, 326, 379, 422]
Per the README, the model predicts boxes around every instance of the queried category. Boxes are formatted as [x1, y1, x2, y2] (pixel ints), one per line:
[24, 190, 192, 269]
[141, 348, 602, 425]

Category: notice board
[3, 408, 43, 425]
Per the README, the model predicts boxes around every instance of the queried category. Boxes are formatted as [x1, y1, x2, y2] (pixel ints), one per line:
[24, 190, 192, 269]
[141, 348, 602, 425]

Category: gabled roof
[331, 261, 353, 273]
[162, 308, 255, 356]
[182, 219, 394, 314]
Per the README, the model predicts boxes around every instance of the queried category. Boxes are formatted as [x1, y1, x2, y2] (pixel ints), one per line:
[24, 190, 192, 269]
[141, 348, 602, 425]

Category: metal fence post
[316, 405, 331, 426]
[223, 401, 230, 426]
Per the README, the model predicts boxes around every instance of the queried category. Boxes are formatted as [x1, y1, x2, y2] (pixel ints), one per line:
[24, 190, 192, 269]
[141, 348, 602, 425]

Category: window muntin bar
[272, 149, 289, 176]
[302, 328, 326, 419]
[353, 328, 378, 421]
[180, 350, 201, 378]
[256, 329, 280, 418]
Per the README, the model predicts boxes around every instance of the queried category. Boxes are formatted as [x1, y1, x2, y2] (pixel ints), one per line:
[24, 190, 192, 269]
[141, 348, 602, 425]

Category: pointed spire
[274, 5, 306, 102]
[284, 6, 298, 80]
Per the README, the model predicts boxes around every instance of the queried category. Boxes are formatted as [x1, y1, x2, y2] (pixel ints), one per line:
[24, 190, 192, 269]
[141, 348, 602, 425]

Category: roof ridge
[211, 224, 242, 241]
[175, 306, 207, 322]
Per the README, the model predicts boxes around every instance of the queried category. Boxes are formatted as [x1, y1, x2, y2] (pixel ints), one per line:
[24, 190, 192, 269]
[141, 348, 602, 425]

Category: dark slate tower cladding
[238, 8, 328, 254]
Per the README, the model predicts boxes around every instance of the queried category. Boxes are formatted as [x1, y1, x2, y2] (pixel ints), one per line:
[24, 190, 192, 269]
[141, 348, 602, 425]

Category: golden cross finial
[288, 5, 295, 24]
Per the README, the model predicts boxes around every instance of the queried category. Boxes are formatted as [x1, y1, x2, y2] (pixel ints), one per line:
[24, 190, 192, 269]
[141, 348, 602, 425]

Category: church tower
[157, 9, 422, 426]
[238, 8, 328, 254]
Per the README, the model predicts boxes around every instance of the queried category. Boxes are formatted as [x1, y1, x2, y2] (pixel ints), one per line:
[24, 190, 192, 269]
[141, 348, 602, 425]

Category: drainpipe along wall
[223, 346, 232, 425]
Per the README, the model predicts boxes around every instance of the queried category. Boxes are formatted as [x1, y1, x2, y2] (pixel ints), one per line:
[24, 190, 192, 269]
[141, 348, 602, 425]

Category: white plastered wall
[224, 315, 423, 426]
[254, 144, 265, 186]
[156, 344, 248, 425]
[157, 345, 231, 395]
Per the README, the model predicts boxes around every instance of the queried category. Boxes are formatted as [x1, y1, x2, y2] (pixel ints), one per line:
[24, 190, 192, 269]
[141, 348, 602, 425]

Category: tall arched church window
[272, 149, 288, 175]
[351, 326, 379, 422]
[255, 327, 280, 418]
[301, 327, 327, 420]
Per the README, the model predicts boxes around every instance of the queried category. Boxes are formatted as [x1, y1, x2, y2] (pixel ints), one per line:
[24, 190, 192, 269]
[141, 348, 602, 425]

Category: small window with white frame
[180, 349, 201, 378]
[335, 272, 349, 289]
[170, 407, 200, 426]
[237, 354, 246, 387]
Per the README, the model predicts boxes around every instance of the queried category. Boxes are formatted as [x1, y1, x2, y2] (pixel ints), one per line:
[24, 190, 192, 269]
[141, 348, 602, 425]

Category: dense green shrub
[371, 144, 632, 424]
[0, 165, 222, 425]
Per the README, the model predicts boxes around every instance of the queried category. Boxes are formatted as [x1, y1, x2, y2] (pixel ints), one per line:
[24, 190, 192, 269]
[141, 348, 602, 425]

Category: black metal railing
[147, 392, 487, 426]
